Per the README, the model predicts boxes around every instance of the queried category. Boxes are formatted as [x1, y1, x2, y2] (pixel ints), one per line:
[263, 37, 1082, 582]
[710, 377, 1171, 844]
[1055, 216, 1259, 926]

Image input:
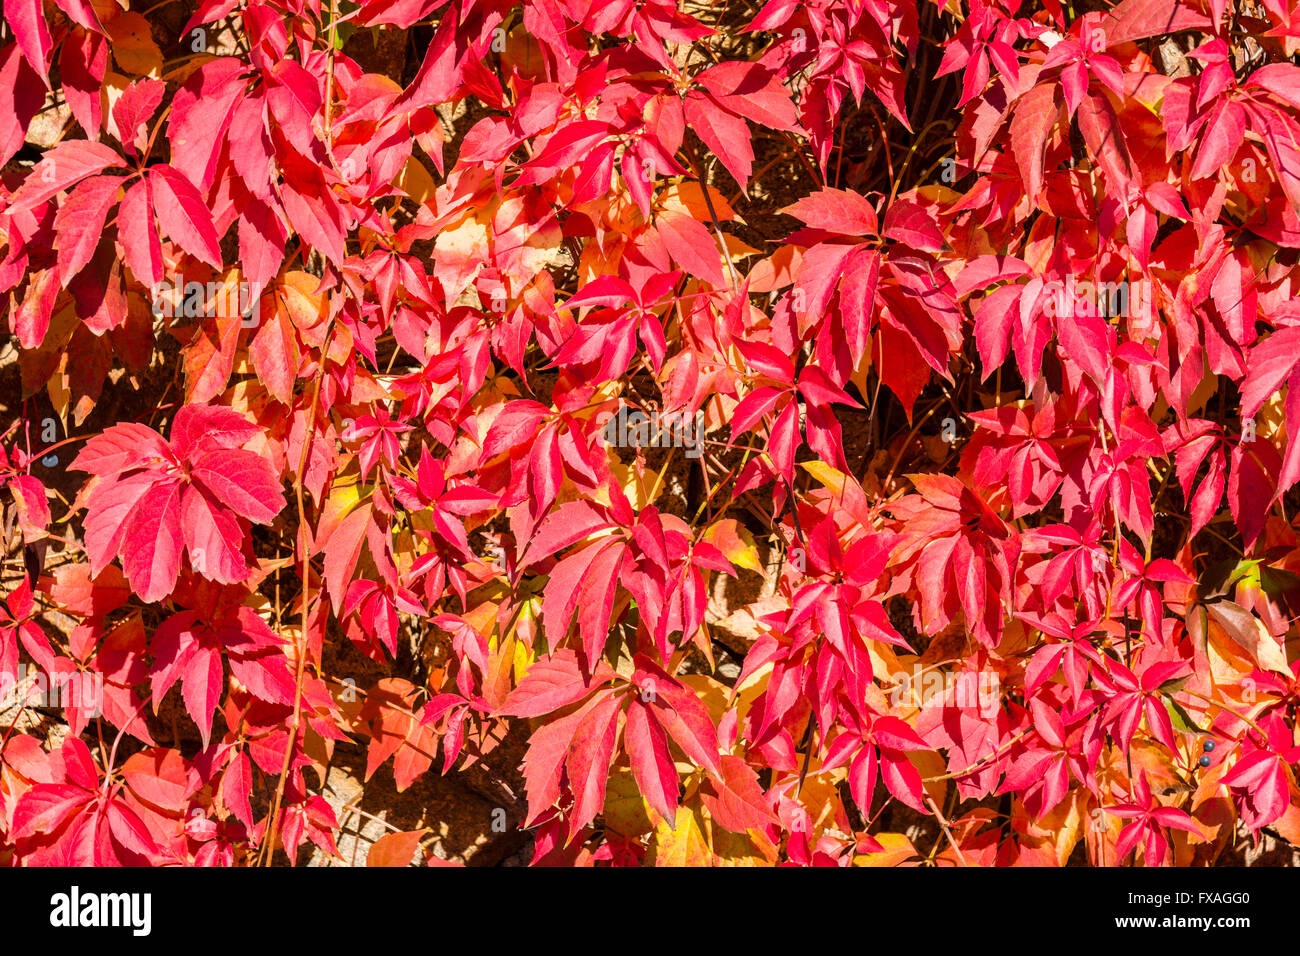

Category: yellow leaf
[661, 181, 740, 223]
[1257, 388, 1286, 443]
[1184, 355, 1216, 417]
[604, 767, 654, 838]
[1206, 600, 1291, 676]
[800, 459, 851, 490]
[100, 73, 131, 140]
[163, 52, 215, 86]
[710, 828, 777, 866]
[909, 749, 949, 810]
[854, 832, 918, 866]
[1015, 789, 1085, 867]
[849, 341, 874, 402]
[795, 766, 845, 831]
[700, 518, 763, 574]
[46, 358, 70, 426]
[649, 806, 712, 866]
[680, 674, 731, 726]
[20, 297, 78, 407]
[277, 271, 331, 346]
[722, 233, 761, 259]
[867, 643, 907, 697]
[799, 461, 872, 515]
[606, 457, 650, 511]
[512, 634, 534, 683]
[394, 155, 435, 204]
[917, 182, 961, 202]
[107, 13, 162, 76]
[1187, 759, 1234, 848]
[482, 632, 515, 711]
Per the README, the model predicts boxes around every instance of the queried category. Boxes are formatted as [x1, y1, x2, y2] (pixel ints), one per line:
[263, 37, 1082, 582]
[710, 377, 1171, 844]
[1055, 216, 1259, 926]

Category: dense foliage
[2, 0, 1300, 866]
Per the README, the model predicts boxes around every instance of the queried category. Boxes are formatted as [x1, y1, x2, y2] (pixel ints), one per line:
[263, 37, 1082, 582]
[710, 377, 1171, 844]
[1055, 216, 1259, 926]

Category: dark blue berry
[1202, 739, 1215, 752]
[1198, 755, 1212, 768]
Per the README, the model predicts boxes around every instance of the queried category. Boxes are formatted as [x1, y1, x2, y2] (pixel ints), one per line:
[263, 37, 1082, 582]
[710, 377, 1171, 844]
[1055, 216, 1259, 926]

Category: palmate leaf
[541, 537, 627, 665]
[71, 406, 285, 603]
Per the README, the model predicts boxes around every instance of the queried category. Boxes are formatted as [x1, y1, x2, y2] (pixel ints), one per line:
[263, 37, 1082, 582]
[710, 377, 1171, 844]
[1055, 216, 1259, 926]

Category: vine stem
[338, 802, 408, 836]
[1180, 688, 1268, 738]
[260, 330, 332, 865]
[925, 795, 968, 866]
[880, 397, 948, 491]
[324, 2, 338, 144]
[922, 726, 1035, 782]
[682, 141, 741, 292]
[0, 702, 30, 766]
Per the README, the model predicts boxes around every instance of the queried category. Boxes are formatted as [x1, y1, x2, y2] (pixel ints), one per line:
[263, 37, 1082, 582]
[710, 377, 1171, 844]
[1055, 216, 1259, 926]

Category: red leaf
[699, 755, 779, 832]
[189, 449, 285, 524]
[180, 484, 247, 584]
[171, 403, 262, 459]
[1229, 439, 1280, 549]
[0, 42, 44, 167]
[636, 657, 722, 777]
[12, 784, 90, 838]
[14, 267, 60, 348]
[624, 698, 678, 822]
[179, 644, 223, 744]
[841, 247, 881, 365]
[564, 693, 621, 829]
[166, 57, 244, 192]
[54, 175, 120, 283]
[1241, 326, 1300, 418]
[5, 0, 53, 83]
[120, 480, 185, 603]
[541, 538, 625, 662]
[105, 798, 159, 859]
[1009, 83, 1059, 203]
[117, 178, 163, 285]
[112, 79, 165, 155]
[520, 501, 615, 567]
[685, 94, 753, 190]
[148, 165, 223, 268]
[222, 750, 254, 828]
[656, 210, 725, 288]
[1101, 0, 1211, 45]
[781, 188, 879, 236]
[81, 471, 165, 578]
[10, 140, 123, 212]
[882, 200, 944, 252]
[70, 422, 172, 476]
[322, 503, 372, 614]
[501, 650, 608, 718]
[120, 748, 194, 812]
[249, 306, 300, 404]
